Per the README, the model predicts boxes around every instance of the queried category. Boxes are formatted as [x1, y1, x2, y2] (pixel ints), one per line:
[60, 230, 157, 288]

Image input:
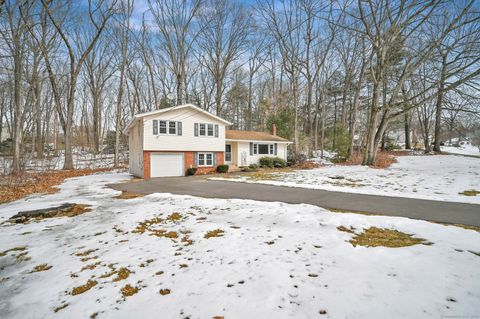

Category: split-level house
[125, 104, 292, 178]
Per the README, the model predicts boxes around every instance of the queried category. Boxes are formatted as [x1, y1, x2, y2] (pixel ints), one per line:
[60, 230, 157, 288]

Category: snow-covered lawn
[0, 173, 479, 318]
[441, 145, 480, 157]
[212, 155, 480, 204]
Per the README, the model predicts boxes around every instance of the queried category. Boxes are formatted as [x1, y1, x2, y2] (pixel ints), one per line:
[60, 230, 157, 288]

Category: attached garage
[150, 153, 184, 177]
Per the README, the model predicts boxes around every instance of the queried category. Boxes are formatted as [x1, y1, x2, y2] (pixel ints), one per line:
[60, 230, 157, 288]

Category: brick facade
[143, 151, 151, 179]
[143, 150, 224, 178]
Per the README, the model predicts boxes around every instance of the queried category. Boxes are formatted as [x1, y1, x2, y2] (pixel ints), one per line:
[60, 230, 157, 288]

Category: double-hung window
[154, 120, 180, 135]
[197, 152, 214, 166]
[159, 121, 167, 134]
[169, 121, 177, 134]
[199, 124, 206, 136]
[195, 123, 219, 137]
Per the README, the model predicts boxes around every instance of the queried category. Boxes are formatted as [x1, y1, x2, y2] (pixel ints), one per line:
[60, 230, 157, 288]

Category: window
[253, 143, 275, 155]
[197, 152, 214, 166]
[199, 124, 206, 136]
[206, 153, 213, 166]
[258, 144, 269, 155]
[198, 153, 205, 166]
[169, 121, 177, 134]
[154, 120, 180, 135]
[196, 123, 218, 137]
[159, 121, 167, 134]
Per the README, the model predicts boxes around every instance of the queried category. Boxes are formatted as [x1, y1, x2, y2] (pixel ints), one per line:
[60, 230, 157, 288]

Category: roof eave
[226, 138, 292, 143]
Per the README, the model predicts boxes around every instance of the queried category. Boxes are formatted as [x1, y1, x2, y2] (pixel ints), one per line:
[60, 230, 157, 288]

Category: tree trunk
[363, 80, 381, 166]
[433, 55, 447, 152]
[12, 52, 23, 174]
[404, 111, 411, 150]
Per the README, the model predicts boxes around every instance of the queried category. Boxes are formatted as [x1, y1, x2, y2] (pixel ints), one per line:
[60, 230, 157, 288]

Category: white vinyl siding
[232, 141, 288, 166]
[143, 108, 225, 152]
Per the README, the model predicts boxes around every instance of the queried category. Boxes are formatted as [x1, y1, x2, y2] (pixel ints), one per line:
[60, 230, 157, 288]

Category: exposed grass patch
[166, 212, 182, 222]
[459, 189, 480, 196]
[31, 263, 52, 273]
[81, 262, 101, 271]
[349, 227, 426, 248]
[327, 208, 379, 216]
[16, 251, 31, 263]
[159, 288, 171, 295]
[337, 226, 356, 233]
[139, 259, 155, 267]
[112, 267, 131, 282]
[80, 256, 98, 262]
[181, 234, 194, 246]
[53, 303, 69, 313]
[75, 249, 96, 257]
[113, 191, 145, 199]
[71, 280, 97, 295]
[0, 246, 27, 257]
[121, 284, 139, 297]
[204, 229, 225, 239]
[132, 216, 164, 234]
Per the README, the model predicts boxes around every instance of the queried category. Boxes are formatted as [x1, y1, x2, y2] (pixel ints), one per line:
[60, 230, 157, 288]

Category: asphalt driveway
[110, 176, 480, 227]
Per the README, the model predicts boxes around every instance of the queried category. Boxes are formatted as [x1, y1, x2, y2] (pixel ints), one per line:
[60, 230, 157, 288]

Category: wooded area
[1, 0, 479, 174]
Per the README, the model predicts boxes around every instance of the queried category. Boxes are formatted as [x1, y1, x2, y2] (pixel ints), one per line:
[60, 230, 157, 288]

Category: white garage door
[150, 153, 184, 177]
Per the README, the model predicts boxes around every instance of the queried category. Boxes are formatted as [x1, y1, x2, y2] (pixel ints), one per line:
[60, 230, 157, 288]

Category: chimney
[272, 124, 277, 136]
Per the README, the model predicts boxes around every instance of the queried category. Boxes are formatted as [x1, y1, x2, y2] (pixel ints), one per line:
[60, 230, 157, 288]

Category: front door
[225, 144, 232, 163]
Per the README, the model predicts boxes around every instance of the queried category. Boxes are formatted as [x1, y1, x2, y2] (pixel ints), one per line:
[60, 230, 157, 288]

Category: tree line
[1, 0, 479, 173]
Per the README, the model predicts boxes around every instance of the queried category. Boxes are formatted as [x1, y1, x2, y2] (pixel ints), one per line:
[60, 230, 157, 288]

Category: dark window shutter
[250, 142, 253, 155]
[212, 153, 216, 166]
[153, 120, 158, 135]
[194, 123, 198, 136]
[214, 124, 219, 137]
[274, 143, 278, 155]
[177, 122, 182, 136]
[194, 152, 198, 166]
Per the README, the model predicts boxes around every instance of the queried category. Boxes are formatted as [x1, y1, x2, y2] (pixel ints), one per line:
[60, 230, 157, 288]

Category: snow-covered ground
[0, 150, 127, 174]
[0, 173, 479, 318]
[441, 145, 480, 156]
[212, 155, 480, 204]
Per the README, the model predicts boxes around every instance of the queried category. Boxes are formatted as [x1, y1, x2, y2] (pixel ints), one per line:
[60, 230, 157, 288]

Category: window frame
[155, 120, 179, 135]
[197, 152, 214, 167]
[168, 121, 177, 135]
[207, 124, 214, 136]
[199, 123, 206, 136]
[253, 143, 274, 155]
[159, 120, 167, 134]
[197, 123, 217, 137]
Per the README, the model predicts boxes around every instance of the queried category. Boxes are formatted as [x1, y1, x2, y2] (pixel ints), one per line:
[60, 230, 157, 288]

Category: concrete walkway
[110, 176, 480, 227]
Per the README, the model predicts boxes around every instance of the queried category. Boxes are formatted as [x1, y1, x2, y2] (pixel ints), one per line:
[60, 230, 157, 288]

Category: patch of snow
[0, 173, 479, 318]
[310, 150, 336, 166]
[441, 145, 480, 157]
[212, 155, 480, 204]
